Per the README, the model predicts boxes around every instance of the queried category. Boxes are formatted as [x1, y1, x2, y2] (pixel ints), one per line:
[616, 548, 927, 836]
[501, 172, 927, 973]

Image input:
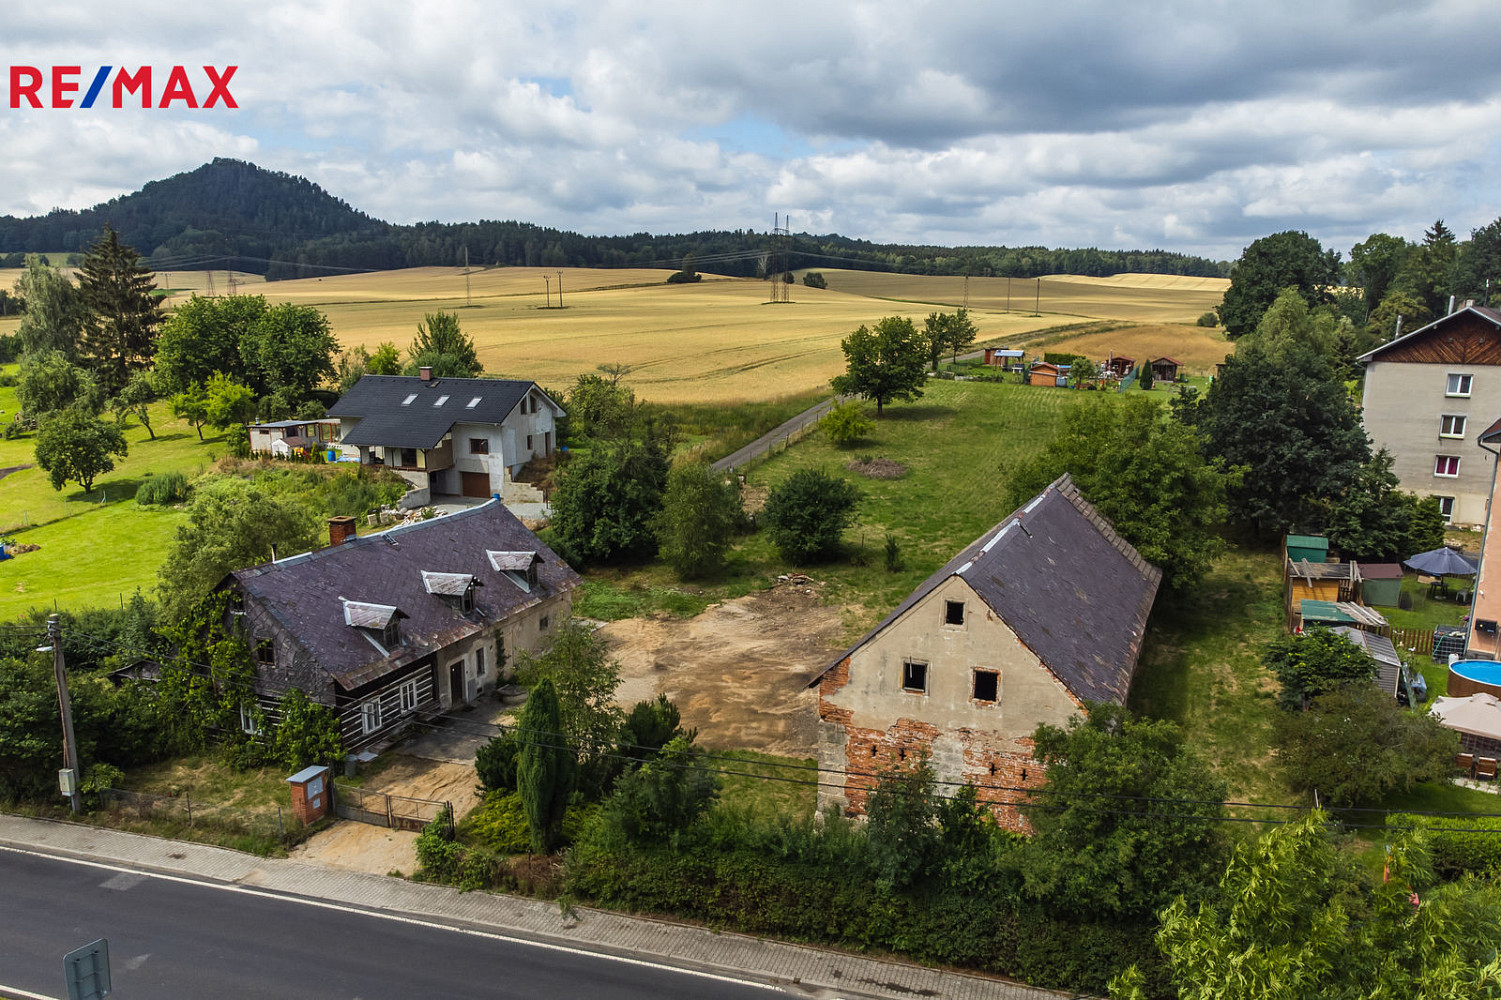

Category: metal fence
[332, 783, 451, 834]
[96, 787, 295, 844]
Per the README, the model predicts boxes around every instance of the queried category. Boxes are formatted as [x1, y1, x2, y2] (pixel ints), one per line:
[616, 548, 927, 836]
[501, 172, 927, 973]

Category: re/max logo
[8, 66, 238, 109]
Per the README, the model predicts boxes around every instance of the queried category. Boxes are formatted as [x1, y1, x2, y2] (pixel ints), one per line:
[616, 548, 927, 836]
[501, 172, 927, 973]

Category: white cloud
[2, 0, 1501, 260]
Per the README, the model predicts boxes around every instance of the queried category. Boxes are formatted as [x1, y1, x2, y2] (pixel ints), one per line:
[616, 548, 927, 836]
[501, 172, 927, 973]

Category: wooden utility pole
[48, 615, 81, 814]
[556, 271, 563, 308]
[464, 247, 471, 308]
[542, 274, 552, 308]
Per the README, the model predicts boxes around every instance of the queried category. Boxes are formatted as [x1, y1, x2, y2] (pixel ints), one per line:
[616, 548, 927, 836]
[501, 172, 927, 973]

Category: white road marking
[0, 844, 785, 993]
[0, 983, 63, 1000]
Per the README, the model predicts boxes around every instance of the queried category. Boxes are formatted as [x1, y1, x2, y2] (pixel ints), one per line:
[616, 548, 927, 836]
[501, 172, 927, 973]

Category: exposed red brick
[819, 657, 851, 697]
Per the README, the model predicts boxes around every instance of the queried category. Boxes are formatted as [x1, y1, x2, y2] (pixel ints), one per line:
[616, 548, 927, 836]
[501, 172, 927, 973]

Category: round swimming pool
[1449, 659, 1501, 699]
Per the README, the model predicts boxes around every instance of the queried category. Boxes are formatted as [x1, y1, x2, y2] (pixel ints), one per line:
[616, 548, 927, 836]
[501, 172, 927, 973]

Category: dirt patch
[291, 756, 481, 874]
[0, 464, 32, 482]
[601, 582, 846, 757]
[846, 457, 907, 479]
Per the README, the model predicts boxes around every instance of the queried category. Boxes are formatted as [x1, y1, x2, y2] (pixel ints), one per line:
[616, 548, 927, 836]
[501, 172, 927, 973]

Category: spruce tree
[78, 224, 161, 394]
[516, 678, 576, 853]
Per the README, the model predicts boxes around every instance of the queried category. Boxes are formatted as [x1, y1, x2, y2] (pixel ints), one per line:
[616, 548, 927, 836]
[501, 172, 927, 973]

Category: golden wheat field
[1038, 323, 1231, 374]
[4, 264, 1231, 403]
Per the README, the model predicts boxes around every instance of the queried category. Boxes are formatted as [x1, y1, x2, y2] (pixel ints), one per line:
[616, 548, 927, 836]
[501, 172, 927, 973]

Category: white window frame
[240, 703, 260, 736]
[399, 679, 418, 714]
[1440, 414, 1468, 438]
[361, 700, 382, 734]
[1446, 373, 1473, 398]
[1435, 455, 1462, 478]
[1437, 496, 1456, 522]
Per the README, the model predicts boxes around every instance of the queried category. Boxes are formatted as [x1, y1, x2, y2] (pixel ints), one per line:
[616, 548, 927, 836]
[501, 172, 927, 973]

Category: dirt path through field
[601, 580, 848, 757]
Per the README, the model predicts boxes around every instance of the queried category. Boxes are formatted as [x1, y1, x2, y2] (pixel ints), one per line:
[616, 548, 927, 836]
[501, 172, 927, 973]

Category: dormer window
[488, 550, 541, 591]
[422, 571, 482, 613]
[342, 599, 406, 654]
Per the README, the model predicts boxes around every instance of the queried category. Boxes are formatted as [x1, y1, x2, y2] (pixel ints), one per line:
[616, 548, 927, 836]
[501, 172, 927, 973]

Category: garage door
[460, 471, 491, 498]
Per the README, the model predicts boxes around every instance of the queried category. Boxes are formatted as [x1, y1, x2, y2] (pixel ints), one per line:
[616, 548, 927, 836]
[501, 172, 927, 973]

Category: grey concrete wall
[1363, 360, 1499, 526]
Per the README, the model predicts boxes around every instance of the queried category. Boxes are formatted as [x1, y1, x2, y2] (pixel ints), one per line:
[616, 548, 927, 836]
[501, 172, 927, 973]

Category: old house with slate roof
[328, 370, 564, 506]
[223, 499, 579, 749]
[810, 474, 1162, 829]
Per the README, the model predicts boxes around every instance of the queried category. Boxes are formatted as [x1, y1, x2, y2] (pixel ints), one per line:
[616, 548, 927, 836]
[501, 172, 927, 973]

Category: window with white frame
[1440, 414, 1468, 438]
[361, 700, 382, 734]
[399, 679, 418, 713]
[1435, 455, 1461, 477]
[1447, 373, 1473, 397]
[239, 703, 260, 735]
[1437, 496, 1456, 522]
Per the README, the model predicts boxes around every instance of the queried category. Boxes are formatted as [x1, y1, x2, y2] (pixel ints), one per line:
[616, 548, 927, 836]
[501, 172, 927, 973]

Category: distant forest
[0, 158, 1231, 281]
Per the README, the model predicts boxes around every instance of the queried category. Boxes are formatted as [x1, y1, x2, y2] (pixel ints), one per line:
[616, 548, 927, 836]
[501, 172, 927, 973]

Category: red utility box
[286, 764, 332, 825]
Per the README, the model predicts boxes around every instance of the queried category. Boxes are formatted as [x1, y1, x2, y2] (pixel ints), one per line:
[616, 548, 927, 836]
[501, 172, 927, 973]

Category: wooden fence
[1385, 627, 1435, 657]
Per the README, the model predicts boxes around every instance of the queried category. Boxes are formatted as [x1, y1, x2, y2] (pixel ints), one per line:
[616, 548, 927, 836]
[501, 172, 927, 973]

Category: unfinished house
[329, 370, 563, 507]
[222, 499, 579, 750]
[810, 474, 1162, 829]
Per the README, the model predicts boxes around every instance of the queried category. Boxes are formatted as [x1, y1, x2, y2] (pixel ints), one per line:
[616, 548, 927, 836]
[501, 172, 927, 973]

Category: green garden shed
[1359, 563, 1404, 608]
[1286, 534, 1329, 564]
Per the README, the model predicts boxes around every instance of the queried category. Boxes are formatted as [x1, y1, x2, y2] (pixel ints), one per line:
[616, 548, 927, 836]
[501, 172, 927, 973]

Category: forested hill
[0, 159, 1230, 280]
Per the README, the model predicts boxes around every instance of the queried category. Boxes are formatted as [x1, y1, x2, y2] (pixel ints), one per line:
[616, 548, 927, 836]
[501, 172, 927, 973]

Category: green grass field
[1, 367, 231, 617]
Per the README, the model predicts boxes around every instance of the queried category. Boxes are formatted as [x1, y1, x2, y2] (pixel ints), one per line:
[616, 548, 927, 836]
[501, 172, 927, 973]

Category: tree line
[0, 158, 1230, 281]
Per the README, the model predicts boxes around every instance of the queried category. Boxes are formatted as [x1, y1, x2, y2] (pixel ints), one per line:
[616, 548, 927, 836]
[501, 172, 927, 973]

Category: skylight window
[467, 397, 482, 408]
[434, 395, 450, 406]
[401, 394, 418, 406]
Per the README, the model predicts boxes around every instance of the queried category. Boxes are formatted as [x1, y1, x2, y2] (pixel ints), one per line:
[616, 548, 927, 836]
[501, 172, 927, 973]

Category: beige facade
[437, 588, 572, 707]
[1362, 360, 1497, 526]
[817, 576, 1079, 822]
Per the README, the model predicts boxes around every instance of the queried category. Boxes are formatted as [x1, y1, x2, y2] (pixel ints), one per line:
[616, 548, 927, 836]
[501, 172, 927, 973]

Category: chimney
[419, 366, 433, 382]
[329, 516, 357, 547]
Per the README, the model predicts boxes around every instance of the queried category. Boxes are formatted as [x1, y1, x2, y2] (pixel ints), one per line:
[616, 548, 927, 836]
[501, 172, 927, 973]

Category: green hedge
[1391, 813, 1501, 880]
[564, 815, 1161, 995]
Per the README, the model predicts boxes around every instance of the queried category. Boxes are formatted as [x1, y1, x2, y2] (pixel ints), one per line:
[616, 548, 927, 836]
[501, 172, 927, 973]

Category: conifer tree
[516, 678, 576, 853]
[77, 225, 161, 394]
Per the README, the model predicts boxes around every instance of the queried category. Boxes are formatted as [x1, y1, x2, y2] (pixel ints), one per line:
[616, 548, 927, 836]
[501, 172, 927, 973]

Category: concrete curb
[0, 813, 1069, 1000]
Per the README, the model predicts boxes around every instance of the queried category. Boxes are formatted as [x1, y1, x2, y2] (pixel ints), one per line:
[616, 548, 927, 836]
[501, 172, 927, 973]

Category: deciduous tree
[655, 462, 742, 579]
[1260, 628, 1374, 709]
[549, 433, 670, 566]
[1323, 450, 1445, 561]
[821, 400, 875, 447]
[239, 302, 339, 399]
[1275, 684, 1455, 807]
[1021, 704, 1227, 922]
[407, 310, 481, 377]
[760, 468, 861, 564]
[110, 369, 158, 439]
[33, 406, 128, 493]
[830, 316, 927, 415]
[12, 255, 86, 360]
[16, 350, 103, 418]
[154, 293, 269, 393]
[1218, 231, 1340, 338]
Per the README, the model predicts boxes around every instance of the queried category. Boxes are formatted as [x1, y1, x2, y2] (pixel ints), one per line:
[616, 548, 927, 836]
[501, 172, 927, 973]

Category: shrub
[655, 462, 742, 579]
[475, 731, 522, 793]
[461, 791, 533, 853]
[802, 272, 828, 289]
[271, 688, 344, 770]
[821, 401, 874, 447]
[1197, 310, 1219, 327]
[136, 471, 190, 506]
[1393, 813, 1501, 880]
[601, 736, 718, 842]
[761, 468, 861, 564]
[884, 533, 903, 572]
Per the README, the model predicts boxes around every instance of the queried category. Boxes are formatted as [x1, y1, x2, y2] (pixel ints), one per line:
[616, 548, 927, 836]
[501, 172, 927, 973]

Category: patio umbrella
[1403, 546, 1479, 577]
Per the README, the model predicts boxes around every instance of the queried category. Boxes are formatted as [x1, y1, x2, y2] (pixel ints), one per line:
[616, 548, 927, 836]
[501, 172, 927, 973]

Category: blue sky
[3, 0, 1501, 260]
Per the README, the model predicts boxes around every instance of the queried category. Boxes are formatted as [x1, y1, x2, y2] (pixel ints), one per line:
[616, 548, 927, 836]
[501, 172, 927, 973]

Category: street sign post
[63, 938, 111, 1000]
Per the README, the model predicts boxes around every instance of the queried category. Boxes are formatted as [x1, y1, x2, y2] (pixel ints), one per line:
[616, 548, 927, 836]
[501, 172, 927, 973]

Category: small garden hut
[1105, 355, 1134, 378]
[1149, 357, 1181, 382]
[1028, 361, 1066, 387]
[1358, 563, 1404, 607]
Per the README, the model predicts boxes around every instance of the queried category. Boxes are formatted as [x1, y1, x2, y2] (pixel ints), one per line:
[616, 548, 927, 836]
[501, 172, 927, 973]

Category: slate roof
[230, 500, 580, 690]
[813, 474, 1162, 705]
[1357, 304, 1501, 362]
[328, 375, 562, 449]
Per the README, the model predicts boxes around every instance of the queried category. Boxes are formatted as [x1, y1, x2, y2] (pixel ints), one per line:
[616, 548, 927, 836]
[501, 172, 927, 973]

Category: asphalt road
[0, 849, 784, 999]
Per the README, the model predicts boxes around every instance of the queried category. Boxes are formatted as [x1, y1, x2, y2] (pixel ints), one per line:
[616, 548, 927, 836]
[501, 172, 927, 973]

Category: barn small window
[475, 646, 487, 676]
[902, 659, 928, 693]
[399, 679, 418, 713]
[944, 600, 965, 626]
[239, 703, 260, 735]
[255, 638, 275, 666]
[361, 700, 382, 734]
[539, 614, 550, 630]
[973, 670, 999, 703]
[383, 620, 401, 648]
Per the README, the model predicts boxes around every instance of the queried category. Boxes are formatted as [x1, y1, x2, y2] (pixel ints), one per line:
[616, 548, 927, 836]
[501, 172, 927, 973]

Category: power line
[57, 626, 1501, 834]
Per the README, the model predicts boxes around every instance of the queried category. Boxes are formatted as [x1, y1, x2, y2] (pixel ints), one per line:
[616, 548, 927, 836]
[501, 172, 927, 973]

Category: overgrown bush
[475, 731, 522, 793]
[271, 688, 344, 770]
[821, 400, 874, 447]
[1197, 310, 1219, 327]
[136, 471, 190, 505]
[461, 790, 594, 854]
[760, 468, 861, 564]
[1393, 813, 1501, 880]
[802, 272, 828, 289]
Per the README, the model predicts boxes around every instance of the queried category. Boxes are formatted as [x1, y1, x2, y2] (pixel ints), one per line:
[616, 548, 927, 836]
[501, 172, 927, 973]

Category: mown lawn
[579, 378, 1119, 636]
